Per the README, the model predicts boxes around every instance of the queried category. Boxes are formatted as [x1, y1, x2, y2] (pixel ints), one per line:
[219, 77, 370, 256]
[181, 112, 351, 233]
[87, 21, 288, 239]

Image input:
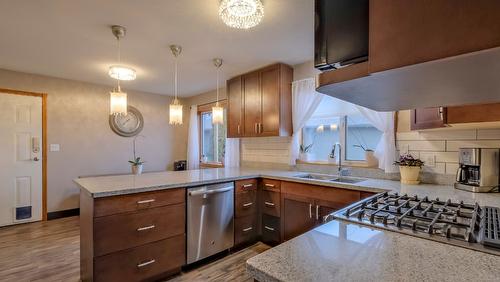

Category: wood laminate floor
[0, 216, 270, 282]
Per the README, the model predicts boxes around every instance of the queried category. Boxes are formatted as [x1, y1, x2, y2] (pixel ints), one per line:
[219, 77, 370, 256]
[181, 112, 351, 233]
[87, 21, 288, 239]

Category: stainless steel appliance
[187, 182, 234, 264]
[455, 148, 500, 193]
[332, 192, 500, 255]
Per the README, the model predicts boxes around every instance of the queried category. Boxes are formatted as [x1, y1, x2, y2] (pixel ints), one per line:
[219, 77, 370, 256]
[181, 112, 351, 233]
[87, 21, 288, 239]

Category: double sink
[293, 173, 366, 184]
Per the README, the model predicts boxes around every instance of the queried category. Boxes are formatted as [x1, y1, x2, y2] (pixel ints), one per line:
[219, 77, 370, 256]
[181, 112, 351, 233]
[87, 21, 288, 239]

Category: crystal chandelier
[212, 58, 224, 125]
[219, 0, 264, 29]
[169, 45, 183, 125]
[109, 25, 135, 115]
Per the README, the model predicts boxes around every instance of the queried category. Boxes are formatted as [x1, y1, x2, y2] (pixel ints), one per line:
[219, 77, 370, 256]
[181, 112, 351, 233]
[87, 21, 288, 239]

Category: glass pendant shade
[110, 91, 127, 115]
[219, 0, 264, 29]
[169, 99, 183, 125]
[108, 65, 136, 81]
[212, 104, 224, 125]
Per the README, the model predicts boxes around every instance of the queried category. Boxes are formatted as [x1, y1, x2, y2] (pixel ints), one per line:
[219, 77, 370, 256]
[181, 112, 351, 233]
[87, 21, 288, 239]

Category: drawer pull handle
[137, 199, 155, 204]
[137, 225, 156, 232]
[137, 259, 156, 268]
[264, 202, 275, 207]
[243, 202, 253, 207]
[264, 184, 275, 188]
[264, 226, 275, 232]
[242, 184, 253, 188]
[242, 227, 253, 232]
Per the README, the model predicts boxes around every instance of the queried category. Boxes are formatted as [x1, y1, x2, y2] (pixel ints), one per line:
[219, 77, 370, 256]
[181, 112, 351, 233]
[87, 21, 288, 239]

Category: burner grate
[481, 206, 500, 248]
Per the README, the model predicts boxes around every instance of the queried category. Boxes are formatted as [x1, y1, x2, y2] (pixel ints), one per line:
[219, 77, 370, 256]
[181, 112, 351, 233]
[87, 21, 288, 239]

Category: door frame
[0, 88, 48, 221]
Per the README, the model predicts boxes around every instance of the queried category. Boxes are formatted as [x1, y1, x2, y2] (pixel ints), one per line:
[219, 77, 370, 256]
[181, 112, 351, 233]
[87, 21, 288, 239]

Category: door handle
[264, 226, 275, 232]
[259, 123, 263, 133]
[242, 202, 253, 207]
[137, 199, 155, 205]
[188, 187, 233, 196]
[242, 184, 253, 188]
[33, 157, 39, 162]
[316, 205, 319, 221]
[237, 124, 241, 134]
[242, 227, 253, 232]
[137, 259, 156, 268]
[137, 225, 156, 232]
[264, 183, 275, 188]
[264, 201, 275, 207]
[309, 203, 312, 219]
[254, 123, 258, 133]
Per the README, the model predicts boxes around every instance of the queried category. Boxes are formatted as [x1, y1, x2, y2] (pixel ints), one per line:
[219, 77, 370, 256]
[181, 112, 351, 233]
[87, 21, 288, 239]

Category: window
[301, 96, 382, 163]
[199, 102, 227, 166]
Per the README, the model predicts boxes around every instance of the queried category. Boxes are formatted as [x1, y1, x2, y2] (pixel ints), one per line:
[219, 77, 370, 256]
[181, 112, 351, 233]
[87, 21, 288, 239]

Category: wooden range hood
[316, 0, 500, 112]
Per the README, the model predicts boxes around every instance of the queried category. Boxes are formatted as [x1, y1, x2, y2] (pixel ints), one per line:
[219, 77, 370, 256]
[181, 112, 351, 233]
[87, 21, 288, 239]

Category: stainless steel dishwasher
[187, 182, 234, 264]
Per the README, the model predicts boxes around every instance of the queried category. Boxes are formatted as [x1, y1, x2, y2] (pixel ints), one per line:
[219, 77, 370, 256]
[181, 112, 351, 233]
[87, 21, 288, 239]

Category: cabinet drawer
[235, 179, 258, 194]
[94, 235, 185, 282]
[261, 179, 280, 192]
[261, 214, 281, 246]
[235, 190, 257, 218]
[261, 190, 280, 217]
[94, 188, 185, 217]
[234, 214, 258, 245]
[94, 204, 185, 257]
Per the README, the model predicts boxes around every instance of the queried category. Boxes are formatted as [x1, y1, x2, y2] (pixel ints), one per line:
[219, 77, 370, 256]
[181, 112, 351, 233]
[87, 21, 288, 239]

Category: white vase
[131, 164, 143, 175]
[299, 152, 312, 162]
[399, 166, 421, 184]
[365, 150, 379, 167]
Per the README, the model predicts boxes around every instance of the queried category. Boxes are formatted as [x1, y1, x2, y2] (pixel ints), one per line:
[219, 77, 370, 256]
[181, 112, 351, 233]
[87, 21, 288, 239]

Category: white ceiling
[0, 0, 314, 97]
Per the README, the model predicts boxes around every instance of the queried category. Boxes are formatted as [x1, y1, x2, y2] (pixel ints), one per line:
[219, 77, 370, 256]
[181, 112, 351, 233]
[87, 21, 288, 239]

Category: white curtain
[289, 78, 324, 165]
[187, 105, 199, 170]
[224, 138, 240, 167]
[355, 106, 398, 173]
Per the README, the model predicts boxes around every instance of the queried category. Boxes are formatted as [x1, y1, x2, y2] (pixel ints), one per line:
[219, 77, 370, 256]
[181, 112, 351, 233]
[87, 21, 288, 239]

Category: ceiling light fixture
[219, 0, 264, 29]
[109, 25, 133, 115]
[169, 45, 183, 125]
[212, 58, 224, 125]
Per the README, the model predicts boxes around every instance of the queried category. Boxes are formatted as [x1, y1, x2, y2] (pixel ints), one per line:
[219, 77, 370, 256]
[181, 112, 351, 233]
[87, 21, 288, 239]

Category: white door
[0, 93, 43, 226]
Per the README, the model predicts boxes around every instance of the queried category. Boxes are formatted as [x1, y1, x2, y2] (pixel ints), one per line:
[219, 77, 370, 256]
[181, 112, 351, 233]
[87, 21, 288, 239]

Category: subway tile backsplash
[240, 128, 500, 177]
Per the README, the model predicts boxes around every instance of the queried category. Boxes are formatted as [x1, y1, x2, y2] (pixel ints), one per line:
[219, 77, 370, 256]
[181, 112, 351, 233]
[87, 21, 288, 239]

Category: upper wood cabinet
[227, 63, 293, 138]
[369, 0, 500, 73]
[411, 103, 500, 130]
[227, 76, 243, 137]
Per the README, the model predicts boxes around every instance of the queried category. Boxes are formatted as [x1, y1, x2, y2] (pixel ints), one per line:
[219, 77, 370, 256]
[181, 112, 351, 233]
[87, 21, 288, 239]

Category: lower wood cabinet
[80, 188, 186, 282]
[261, 214, 281, 246]
[234, 179, 259, 246]
[281, 181, 370, 241]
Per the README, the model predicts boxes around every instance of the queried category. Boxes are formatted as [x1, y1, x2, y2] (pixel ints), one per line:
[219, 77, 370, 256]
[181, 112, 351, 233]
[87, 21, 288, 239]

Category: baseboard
[47, 208, 80, 220]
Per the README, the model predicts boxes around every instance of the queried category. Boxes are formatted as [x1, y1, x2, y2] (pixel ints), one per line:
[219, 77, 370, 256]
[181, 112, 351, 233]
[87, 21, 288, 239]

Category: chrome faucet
[331, 142, 349, 177]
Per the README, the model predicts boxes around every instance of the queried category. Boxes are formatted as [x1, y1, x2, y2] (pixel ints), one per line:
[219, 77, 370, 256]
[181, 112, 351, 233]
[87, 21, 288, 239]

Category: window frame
[300, 115, 377, 167]
[197, 100, 227, 168]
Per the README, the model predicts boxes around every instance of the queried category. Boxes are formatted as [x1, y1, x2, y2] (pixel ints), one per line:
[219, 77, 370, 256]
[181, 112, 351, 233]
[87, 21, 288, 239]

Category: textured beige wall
[0, 69, 186, 212]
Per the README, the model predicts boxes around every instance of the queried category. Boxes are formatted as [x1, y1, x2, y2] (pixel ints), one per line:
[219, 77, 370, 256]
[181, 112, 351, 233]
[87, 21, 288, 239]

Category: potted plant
[299, 144, 313, 162]
[354, 144, 378, 167]
[394, 154, 424, 184]
[129, 157, 145, 175]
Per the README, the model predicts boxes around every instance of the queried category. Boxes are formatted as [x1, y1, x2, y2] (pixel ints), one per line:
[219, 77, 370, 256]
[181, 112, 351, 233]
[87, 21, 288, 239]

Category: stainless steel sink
[294, 173, 366, 184]
[329, 177, 365, 184]
[294, 173, 336, 180]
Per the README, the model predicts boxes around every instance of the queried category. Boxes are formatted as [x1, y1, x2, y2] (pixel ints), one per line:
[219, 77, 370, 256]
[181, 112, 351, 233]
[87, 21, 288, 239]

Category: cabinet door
[227, 76, 243, 138]
[260, 65, 281, 136]
[410, 107, 447, 130]
[243, 71, 261, 136]
[283, 194, 315, 241]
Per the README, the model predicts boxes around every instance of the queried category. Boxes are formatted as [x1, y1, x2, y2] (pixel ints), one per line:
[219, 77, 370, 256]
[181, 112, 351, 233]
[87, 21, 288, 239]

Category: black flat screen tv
[314, 0, 369, 71]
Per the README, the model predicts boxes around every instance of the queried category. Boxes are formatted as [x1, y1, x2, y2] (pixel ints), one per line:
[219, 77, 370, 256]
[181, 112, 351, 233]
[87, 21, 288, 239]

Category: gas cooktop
[333, 192, 500, 255]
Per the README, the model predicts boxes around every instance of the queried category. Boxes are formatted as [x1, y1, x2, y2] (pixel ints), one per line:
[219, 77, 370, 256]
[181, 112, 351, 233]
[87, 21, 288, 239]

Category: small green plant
[353, 144, 373, 152]
[300, 144, 313, 153]
[129, 157, 145, 166]
[394, 154, 424, 167]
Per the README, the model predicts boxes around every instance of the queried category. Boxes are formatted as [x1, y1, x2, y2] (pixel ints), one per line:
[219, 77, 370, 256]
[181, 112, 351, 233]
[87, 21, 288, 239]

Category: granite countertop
[74, 168, 500, 207]
[246, 220, 500, 282]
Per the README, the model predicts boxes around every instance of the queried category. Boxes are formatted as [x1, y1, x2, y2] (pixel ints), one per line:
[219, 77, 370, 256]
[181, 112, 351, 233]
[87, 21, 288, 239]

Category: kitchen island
[75, 167, 500, 282]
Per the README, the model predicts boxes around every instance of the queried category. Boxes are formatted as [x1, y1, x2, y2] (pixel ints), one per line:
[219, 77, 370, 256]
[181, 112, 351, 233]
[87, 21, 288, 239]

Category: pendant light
[212, 58, 224, 125]
[169, 45, 183, 125]
[109, 25, 136, 115]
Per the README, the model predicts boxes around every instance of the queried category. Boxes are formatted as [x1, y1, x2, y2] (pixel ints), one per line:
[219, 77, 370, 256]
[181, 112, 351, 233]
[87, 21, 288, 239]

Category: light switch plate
[49, 144, 60, 152]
